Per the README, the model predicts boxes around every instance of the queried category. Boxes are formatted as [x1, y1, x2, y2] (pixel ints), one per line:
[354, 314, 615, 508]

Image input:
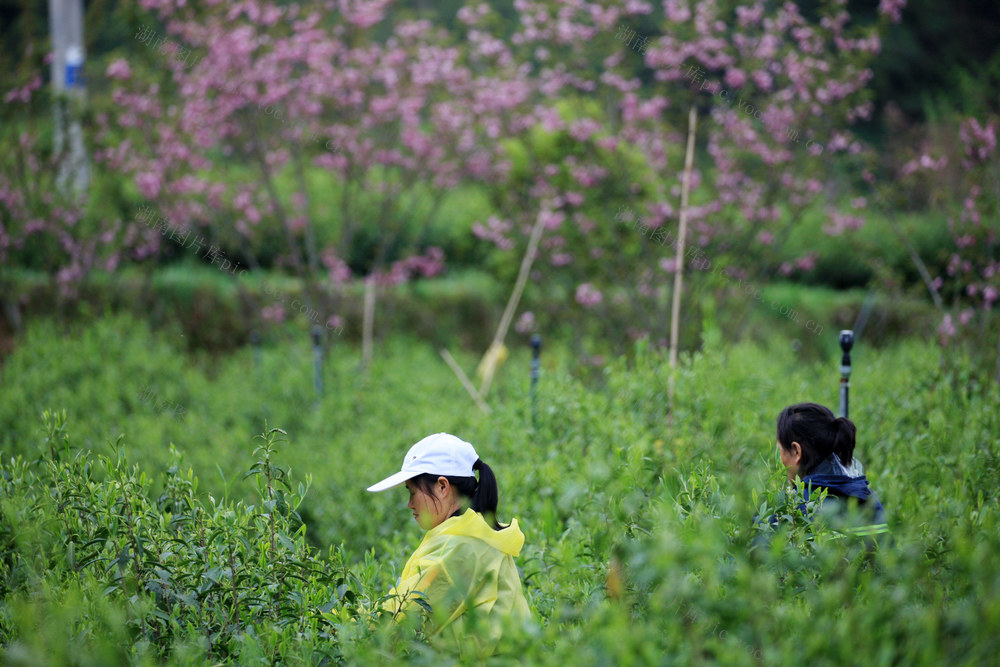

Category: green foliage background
[1, 316, 998, 663]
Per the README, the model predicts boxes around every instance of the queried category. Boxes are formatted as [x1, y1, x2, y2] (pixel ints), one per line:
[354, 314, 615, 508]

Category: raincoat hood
[430, 508, 525, 556]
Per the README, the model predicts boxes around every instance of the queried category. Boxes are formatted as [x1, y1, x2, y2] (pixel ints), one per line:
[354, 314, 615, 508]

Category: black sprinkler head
[839, 330, 854, 353]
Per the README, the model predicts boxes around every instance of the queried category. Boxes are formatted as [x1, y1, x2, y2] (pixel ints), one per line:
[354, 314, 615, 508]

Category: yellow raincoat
[384, 508, 531, 654]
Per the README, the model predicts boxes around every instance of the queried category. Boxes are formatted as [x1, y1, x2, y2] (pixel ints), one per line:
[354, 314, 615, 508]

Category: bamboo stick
[440, 348, 492, 413]
[478, 213, 547, 397]
[668, 106, 698, 412]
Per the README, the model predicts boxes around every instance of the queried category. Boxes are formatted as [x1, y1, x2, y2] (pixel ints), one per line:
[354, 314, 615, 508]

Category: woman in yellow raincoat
[367, 433, 532, 654]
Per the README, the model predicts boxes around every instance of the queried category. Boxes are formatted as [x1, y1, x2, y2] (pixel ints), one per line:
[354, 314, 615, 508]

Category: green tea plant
[0, 413, 372, 664]
[3, 317, 1000, 664]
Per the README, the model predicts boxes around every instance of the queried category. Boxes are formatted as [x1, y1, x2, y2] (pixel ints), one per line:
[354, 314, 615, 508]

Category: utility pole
[48, 0, 89, 196]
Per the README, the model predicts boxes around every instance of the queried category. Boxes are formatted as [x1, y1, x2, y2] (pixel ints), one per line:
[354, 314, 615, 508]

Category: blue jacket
[755, 454, 889, 542]
[798, 455, 888, 539]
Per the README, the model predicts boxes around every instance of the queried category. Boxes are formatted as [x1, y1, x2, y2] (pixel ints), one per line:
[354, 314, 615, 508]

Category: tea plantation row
[0, 316, 997, 663]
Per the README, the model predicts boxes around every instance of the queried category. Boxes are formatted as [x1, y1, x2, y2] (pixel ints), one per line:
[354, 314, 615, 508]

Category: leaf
[411, 596, 433, 614]
[242, 464, 265, 480]
[151, 609, 175, 624]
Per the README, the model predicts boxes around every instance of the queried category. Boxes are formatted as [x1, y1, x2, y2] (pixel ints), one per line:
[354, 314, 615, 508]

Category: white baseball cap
[366, 433, 479, 492]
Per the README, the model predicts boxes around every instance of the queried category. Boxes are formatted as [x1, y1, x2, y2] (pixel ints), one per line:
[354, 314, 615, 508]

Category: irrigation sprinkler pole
[312, 325, 324, 399]
[361, 274, 375, 372]
[839, 330, 854, 419]
[530, 334, 541, 426]
[250, 329, 261, 367]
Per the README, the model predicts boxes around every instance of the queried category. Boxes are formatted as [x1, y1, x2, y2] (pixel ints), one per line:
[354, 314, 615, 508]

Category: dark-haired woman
[775, 402, 888, 539]
[366, 432, 531, 653]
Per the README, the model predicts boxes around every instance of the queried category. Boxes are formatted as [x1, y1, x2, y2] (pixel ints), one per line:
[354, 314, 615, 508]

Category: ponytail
[829, 417, 856, 468]
[472, 459, 504, 530]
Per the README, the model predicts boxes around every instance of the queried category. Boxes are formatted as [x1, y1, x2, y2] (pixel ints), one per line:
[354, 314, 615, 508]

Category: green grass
[1, 315, 999, 663]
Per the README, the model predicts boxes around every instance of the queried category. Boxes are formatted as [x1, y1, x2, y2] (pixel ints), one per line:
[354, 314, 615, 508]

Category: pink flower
[938, 314, 956, 343]
[795, 253, 817, 272]
[664, 0, 692, 21]
[472, 216, 514, 250]
[824, 211, 865, 236]
[539, 209, 565, 230]
[959, 117, 997, 166]
[575, 283, 603, 308]
[724, 69, 747, 89]
[514, 311, 536, 335]
[568, 119, 602, 142]
[751, 70, 773, 90]
[956, 234, 975, 249]
[262, 304, 286, 324]
[135, 172, 163, 199]
[878, 0, 905, 23]
[106, 58, 132, 80]
[900, 154, 948, 177]
[321, 252, 352, 284]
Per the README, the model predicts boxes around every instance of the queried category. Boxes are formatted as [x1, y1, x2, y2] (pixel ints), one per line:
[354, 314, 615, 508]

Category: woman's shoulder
[432, 511, 525, 557]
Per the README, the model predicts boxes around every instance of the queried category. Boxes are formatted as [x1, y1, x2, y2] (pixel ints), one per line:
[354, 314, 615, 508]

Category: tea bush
[0, 415, 378, 664]
[1, 316, 999, 663]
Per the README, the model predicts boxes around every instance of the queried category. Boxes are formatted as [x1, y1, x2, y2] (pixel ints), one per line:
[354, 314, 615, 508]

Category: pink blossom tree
[461, 0, 907, 353]
[934, 116, 1000, 376]
[94, 0, 506, 336]
[2, 0, 915, 361]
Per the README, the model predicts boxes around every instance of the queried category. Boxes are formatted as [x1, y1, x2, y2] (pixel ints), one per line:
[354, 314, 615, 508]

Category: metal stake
[530, 334, 541, 426]
[839, 330, 854, 419]
[250, 329, 261, 367]
[312, 325, 324, 398]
